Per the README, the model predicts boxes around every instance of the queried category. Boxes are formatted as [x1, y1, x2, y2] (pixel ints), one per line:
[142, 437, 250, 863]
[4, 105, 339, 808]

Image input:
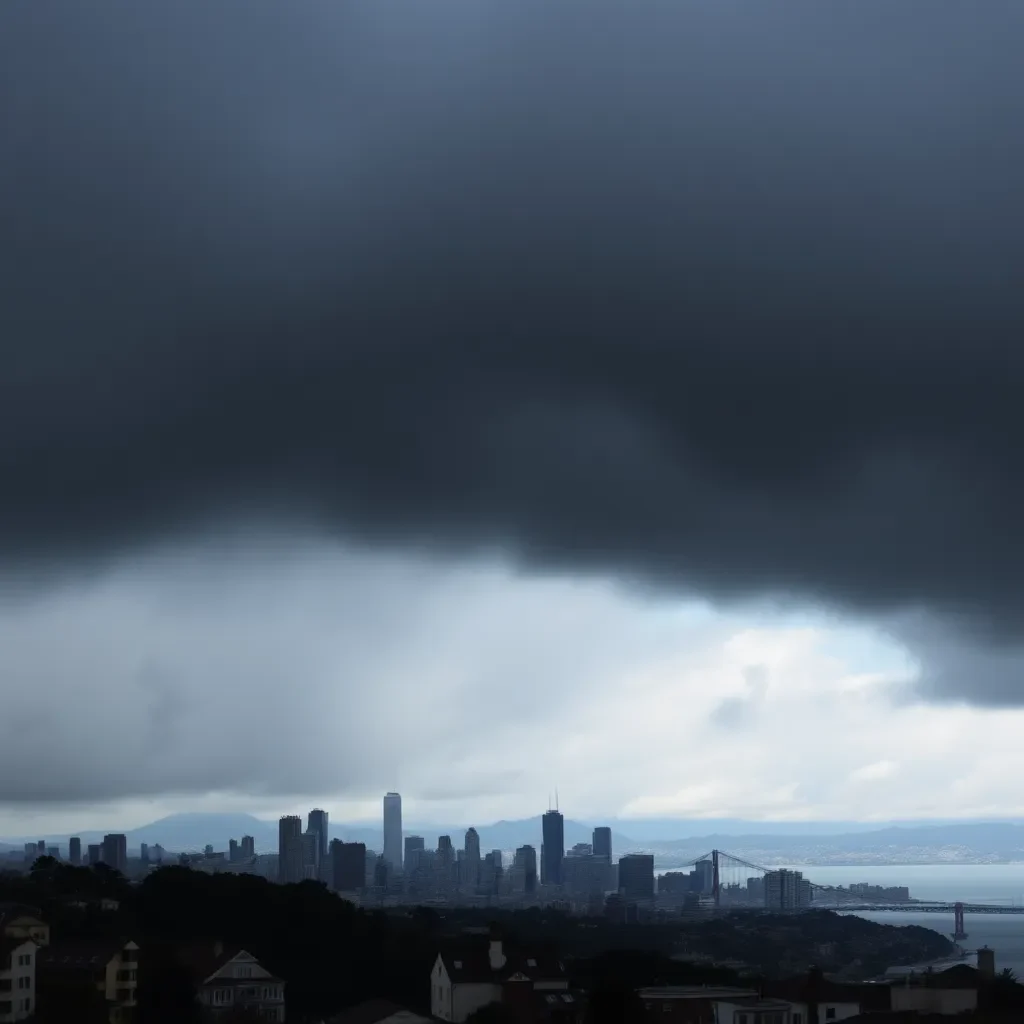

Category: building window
[793, 1015, 802, 1024]
[17, 954, 31, 966]
[18, 977, 30, 989]
[22, 998, 31, 1012]
[826, 1010, 836, 1021]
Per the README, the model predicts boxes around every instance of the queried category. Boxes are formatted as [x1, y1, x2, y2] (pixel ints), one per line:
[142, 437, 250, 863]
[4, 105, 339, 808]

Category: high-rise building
[307, 809, 329, 868]
[541, 810, 564, 887]
[101, 834, 128, 874]
[330, 840, 366, 891]
[87, 844, 101, 865]
[37, 841, 45, 854]
[514, 845, 537, 893]
[241, 835, 255, 859]
[383, 793, 403, 870]
[140, 843, 150, 865]
[46, 846, 59, 860]
[404, 835, 425, 873]
[278, 815, 303, 883]
[153, 844, 165, 864]
[464, 828, 481, 889]
[593, 827, 612, 861]
[618, 854, 655, 901]
[764, 869, 810, 910]
[300, 830, 320, 879]
[68, 837, 81, 866]
[228, 839, 239, 863]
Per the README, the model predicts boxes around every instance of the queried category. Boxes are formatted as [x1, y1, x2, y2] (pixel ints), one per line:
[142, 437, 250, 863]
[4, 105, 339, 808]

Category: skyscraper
[331, 839, 366, 891]
[101, 834, 127, 874]
[464, 828, 481, 889]
[140, 843, 150, 864]
[515, 845, 537, 892]
[68, 837, 81, 865]
[541, 810, 564, 886]
[241, 835, 255, 859]
[307, 808, 329, 867]
[278, 815, 303, 883]
[592, 827, 612, 861]
[618, 854, 655, 901]
[87, 844, 101, 865]
[404, 835, 425, 873]
[383, 792, 403, 870]
[228, 839, 239, 863]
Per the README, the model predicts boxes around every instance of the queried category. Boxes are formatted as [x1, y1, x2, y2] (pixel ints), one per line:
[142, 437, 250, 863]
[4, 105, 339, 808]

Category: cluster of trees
[5, 857, 1024, 1022]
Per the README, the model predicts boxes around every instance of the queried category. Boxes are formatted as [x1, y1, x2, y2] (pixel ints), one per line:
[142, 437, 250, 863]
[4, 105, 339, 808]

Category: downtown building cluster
[274, 795, 662, 913]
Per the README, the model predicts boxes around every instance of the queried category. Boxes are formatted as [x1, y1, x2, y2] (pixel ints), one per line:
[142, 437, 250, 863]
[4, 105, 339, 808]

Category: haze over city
[4, 0, 1024, 843]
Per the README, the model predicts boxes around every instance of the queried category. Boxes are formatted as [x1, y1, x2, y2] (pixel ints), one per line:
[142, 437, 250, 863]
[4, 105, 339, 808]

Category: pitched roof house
[0, 905, 49, 948]
[431, 935, 578, 1022]
[186, 943, 286, 1022]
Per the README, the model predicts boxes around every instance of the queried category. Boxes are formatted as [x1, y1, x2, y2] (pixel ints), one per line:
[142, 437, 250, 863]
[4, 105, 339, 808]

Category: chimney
[489, 939, 506, 971]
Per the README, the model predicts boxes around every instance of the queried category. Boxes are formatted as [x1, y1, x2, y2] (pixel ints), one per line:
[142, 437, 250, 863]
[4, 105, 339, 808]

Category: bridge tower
[712, 849, 720, 908]
[952, 901, 968, 942]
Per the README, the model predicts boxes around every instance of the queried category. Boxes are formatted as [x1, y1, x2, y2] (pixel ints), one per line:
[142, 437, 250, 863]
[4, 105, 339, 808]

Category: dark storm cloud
[3, 2, 1024, 699]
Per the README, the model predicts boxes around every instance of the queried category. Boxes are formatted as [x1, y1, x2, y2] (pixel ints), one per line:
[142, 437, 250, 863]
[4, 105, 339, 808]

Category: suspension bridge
[674, 849, 1024, 941]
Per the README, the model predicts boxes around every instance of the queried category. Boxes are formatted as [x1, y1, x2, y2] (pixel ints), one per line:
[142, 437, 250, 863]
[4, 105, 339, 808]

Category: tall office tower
[383, 793, 403, 870]
[515, 845, 537, 893]
[300, 830, 320, 879]
[404, 835, 425, 873]
[330, 840, 367, 891]
[37, 841, 46, 854]
[490, 849, 503, 870]
[68, 837, 81, 866]
[592, 827, 612, 861]
[153, 844, 165, 864]
[437, 835, 455, 885]
[228, 839, 239, 863]
[764, 869, 809, 910]
[87, 844, 101, 865]
[46, 846, 59, 859]
[278, 815, 303, 883]
[694, 859, 714, 894]
[241, 835, 256, 859]
[618, 854, 655, 901]
[463, 828, 481, 889]
[23, 843, 36, 864]
[307, 808, 329, 868]
[140, 843, 150, 865]
[541, 810, 564, 886]
[101, 834, 128, 874]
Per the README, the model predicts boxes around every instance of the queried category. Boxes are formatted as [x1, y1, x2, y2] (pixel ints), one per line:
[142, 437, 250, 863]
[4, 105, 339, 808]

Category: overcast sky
[3, 1, 1024, 835]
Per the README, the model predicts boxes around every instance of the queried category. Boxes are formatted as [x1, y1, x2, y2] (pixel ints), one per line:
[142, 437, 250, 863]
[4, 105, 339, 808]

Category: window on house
[22, 998, 31, 1012]
[454, 960, 462, 969]
[738, 1016, 748, 1024]
[17, 954, 31, 966]
[18, 977, 30, 989]
[826, 1010, 836, 1021]
[0, 1002, 10, 1016]
[527, 958, 536, 967]
[793, 1015, 802, 1024]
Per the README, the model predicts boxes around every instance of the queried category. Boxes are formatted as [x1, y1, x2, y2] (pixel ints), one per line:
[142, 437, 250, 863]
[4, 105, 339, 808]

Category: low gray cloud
[0, 540, 698, 804]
